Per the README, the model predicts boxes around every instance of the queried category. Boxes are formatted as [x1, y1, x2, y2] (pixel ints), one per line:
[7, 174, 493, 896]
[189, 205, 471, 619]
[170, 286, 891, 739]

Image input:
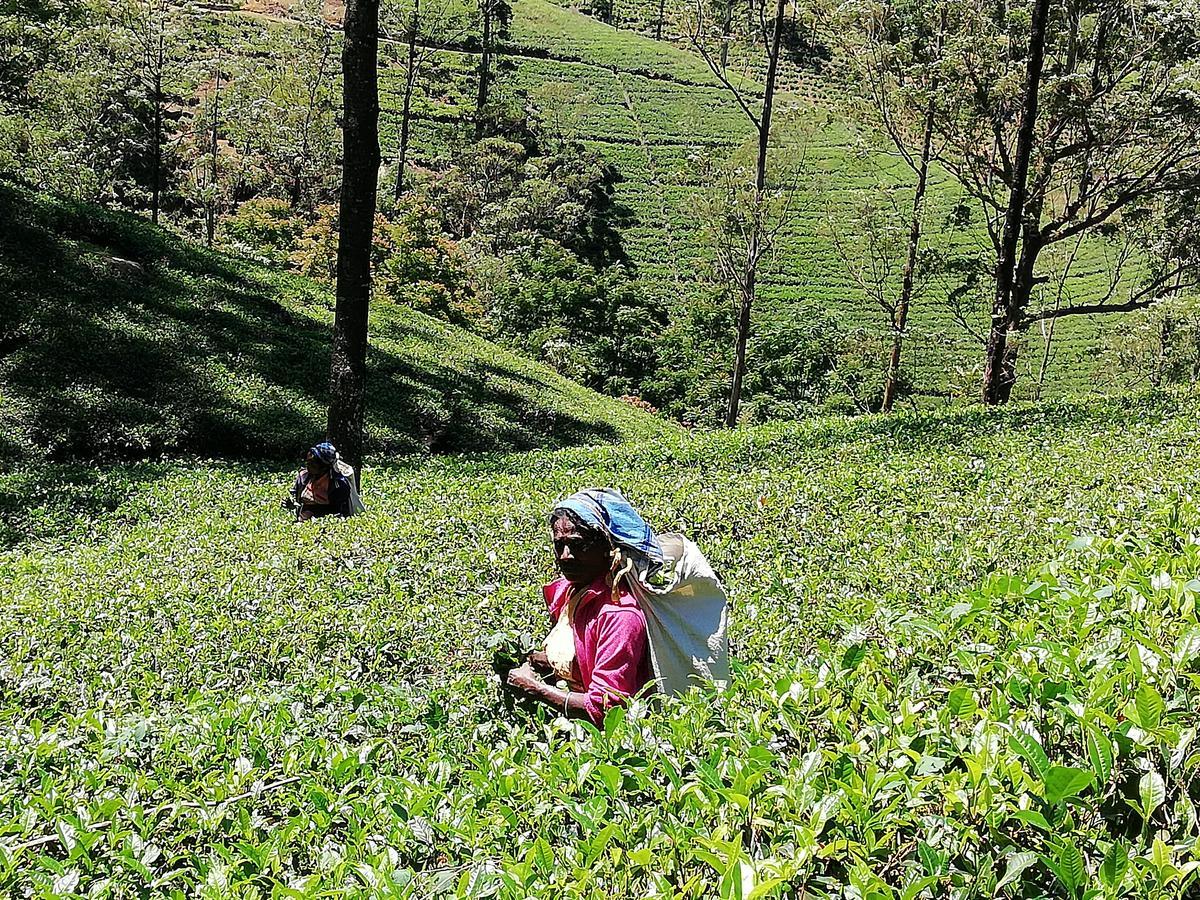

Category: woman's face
[551, 516, 610, 585]
[305, 454, 329, 476]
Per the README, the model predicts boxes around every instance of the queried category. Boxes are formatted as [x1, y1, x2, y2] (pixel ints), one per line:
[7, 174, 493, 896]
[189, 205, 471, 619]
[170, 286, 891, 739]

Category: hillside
[363, 0, 1131, 403]
[0, 179, 670, 465]
[4, 389, 1200, 893]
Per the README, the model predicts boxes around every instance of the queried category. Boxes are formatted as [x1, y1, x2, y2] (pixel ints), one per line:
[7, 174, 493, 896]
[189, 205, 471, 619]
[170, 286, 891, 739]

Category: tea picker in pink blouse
[504, 489, 662, 726]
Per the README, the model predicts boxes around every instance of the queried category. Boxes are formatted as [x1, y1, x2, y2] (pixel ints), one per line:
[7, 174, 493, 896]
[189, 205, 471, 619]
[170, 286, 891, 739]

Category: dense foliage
[3, 390, 1200, 896]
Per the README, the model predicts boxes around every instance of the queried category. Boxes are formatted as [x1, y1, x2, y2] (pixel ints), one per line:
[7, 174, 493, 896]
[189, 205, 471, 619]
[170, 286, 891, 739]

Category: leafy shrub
[374, 200, 472, 319]
[223, 197, 305, 264]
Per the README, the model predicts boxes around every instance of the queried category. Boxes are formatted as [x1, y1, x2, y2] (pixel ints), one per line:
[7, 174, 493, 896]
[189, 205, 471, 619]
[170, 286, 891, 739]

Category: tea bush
[4, 389, 1200, 896]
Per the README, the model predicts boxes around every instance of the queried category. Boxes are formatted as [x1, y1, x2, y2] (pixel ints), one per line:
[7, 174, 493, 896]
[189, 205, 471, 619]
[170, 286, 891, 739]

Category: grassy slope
[365, 0, 1132, 403]
[4, 389, 1200, 892]
[0, 179, 669, 467]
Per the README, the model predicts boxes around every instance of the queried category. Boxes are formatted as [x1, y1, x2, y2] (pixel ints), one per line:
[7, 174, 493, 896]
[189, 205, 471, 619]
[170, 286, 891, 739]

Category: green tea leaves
[1043, 766, 1093, 805]
[1008, 729, 1051, 782]
[1084, 725, 1114, 786]
[1132, 682, 1166, 730]
[1137, 770, 1167, 822]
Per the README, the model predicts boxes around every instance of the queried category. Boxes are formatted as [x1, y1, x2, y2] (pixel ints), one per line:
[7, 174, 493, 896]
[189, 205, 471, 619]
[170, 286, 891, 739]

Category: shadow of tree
[0, 180, 641, 465]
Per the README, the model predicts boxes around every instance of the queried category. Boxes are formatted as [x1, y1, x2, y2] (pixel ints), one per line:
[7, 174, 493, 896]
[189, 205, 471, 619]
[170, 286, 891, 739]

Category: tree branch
[1020, 263, 1196, 326]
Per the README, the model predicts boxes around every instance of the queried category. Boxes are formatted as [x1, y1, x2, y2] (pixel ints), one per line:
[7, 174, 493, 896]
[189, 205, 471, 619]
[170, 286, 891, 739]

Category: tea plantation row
[3, 390, 1200, 896]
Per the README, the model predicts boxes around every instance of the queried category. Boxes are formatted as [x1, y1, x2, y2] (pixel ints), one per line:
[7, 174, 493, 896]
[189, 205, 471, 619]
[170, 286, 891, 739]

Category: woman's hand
[526, 649, 551, 674]
[505, 662, 544, 696]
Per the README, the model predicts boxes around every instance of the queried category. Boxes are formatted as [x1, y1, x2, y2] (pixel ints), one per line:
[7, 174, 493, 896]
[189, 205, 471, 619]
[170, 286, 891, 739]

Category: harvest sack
[552, 489, 729, 697]
[626, 532, 729, 697]
[545, 591, 582, 686]
[334, 459, 367, 516]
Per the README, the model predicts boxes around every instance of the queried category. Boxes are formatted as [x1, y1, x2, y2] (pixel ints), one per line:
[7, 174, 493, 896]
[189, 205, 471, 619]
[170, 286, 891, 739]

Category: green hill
[364, 0, 1133, 403]
[182, 0, 1146, 411]
[4, 388, 1200, 893]
[0, 179, 670, 464]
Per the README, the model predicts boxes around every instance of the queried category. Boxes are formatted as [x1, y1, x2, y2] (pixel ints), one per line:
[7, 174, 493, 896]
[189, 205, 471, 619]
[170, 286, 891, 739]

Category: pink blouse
[543, 574, 652, 726]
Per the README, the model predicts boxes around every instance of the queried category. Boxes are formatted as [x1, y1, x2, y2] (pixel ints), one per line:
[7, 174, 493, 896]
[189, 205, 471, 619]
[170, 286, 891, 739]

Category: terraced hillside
[0, 180, 670, 467]
[206, 0, 1136, 405]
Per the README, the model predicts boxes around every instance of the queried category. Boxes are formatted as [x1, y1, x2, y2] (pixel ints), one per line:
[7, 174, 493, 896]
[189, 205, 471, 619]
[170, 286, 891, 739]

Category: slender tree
[290, 17, 335, 207]
[388, 0, 466, 199]
[823, 0, 948, 411]
[328, 0, 381, 477]
[121, 0, 175, 224]
[395, 0, 421, 198]
[687, 0, 789, 426]
[928, 0, 1200, 403]
[206, 39, 221, 247]
[475, 0, 494, 136]
[473, 0, 511, 136]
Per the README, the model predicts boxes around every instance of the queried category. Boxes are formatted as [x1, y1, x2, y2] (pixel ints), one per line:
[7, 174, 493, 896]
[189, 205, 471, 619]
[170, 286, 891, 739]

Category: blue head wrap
[310, 442, 337, 466]
[551, 488, 663, 574]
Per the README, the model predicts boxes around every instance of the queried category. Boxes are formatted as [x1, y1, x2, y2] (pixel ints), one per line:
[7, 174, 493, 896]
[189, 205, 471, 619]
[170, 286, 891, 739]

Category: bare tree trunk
[329, 0, 381, 479]
[727, 279, 754, 427]
[881, 12, 944, 413]
[719, 1, 732, 70]
[724, 0, 784, 428]
[655, 0, 665, 39]
[207, 44, 221, 247]
[882, 101, 936, 412]
[151, 52, 163, 225]
[395, 0, 420, 200]
[474, 0, 492, 137]
[982, 0, 1049, 405]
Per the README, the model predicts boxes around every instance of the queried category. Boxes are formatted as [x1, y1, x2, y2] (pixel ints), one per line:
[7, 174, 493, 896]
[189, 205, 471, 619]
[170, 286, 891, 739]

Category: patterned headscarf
[551, 488, 663, 575]
[309, 442, 337, 466]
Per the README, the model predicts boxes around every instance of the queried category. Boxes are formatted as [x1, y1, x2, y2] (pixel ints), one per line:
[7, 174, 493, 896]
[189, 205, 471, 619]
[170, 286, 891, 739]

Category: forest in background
[3, 0, 1198, 428]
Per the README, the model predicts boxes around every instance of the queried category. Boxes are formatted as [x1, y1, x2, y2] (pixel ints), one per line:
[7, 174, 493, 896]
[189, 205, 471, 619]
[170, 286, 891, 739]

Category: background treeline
[3, 0, 1199, 425]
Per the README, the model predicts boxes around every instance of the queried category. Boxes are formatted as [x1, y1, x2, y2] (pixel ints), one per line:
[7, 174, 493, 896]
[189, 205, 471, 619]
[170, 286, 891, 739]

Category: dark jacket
[291, 468, 352, 518]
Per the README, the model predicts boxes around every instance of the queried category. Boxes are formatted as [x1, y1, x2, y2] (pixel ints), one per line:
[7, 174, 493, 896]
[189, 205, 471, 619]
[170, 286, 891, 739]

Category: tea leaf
[1043, 766, 1093, 805]
[1139, 770, 1167, 820]
[1134, 683, 1165, 730]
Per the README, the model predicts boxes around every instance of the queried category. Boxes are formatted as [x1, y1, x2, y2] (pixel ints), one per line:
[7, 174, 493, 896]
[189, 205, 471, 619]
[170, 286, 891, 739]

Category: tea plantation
[493, 0, 1134, 402]
[205, 0, 1134, 406]
[5, 388, 1200, 896]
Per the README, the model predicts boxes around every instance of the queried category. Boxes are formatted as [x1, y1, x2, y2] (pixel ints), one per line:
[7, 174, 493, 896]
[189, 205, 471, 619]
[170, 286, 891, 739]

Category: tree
[0, 0, 128, 198]
[395, 0, 422, 198]
[474, 0, 512, 137]
[328, 0, 381, 477]
[206, 39, 222, 246]
[218, 19, 339, 212]
[384, 0, 470, 199]
[120, 0, 181, 225]
[822, 0, 948, 412]
[686, 0, 791, 426]
[287, 11, 337, 208]
[929, 0, 1200, 404]
[825, 188, 932, 411]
